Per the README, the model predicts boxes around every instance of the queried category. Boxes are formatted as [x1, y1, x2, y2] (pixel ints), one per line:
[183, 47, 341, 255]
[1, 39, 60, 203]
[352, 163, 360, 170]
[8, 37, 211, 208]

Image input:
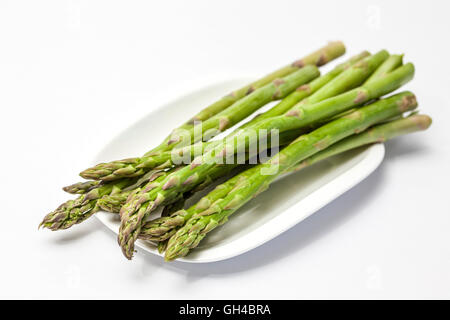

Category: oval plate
[94, 78, 385, 263]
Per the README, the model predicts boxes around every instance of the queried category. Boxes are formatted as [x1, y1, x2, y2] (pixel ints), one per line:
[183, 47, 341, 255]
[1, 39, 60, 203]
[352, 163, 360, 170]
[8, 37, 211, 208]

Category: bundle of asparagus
[40, 42, 431, 262]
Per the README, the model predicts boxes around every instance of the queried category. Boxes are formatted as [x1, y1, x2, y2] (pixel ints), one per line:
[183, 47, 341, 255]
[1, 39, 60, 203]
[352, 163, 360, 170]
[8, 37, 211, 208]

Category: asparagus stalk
[40, 179, 134, 230]
[97, 164, 236, 215]
[178, 42, 345, 123]
[80, 65, 320, 181]
[99, 168, 183, 215]
[96, 168, 175, 213]
[161, 195, 187, 217]
[284, 50, 389, 109]
[118, 60, 413, 260]
[97, 127, 299, 214]
[145, 41, 345, 157]
[364, 54, 403, 85]
[53, 128, 297, 231]
[97, 161, 241, 215]
[63, 180, 102, 194]
[99, 189, 186, 216]
[182, 51, 372, 157]
[97, 190, 132, 213]
[194, 51, 391, 169]
[45, 166, 191, 230]
[140, 112, 430, 244]
[290, 113, 431, 172]
[164, 92, 419, 260]
[233, 61, 414, 143]
[239, 51, 371, 127]
[297, 54, 405, 132]
[79, 51, 368, 182]
[139, 171, 250, 241]
[280, 53, 404, 135]
[157, 241, 168, 254]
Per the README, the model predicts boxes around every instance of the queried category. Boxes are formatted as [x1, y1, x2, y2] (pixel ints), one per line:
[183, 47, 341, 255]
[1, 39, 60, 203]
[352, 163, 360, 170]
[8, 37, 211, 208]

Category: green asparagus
[119, 57, 413, 260]
[144, 41, 345, 157]
[81, 65, 319, 180]
[164, 92, 419, 260]
[63, 180, 102, 194]
[364, 54, 403, 85]
[141, 111, 430, 246]
[40, 179, 134, 230]
[80, 52, 369, 182]
[290, 113, 431, 172]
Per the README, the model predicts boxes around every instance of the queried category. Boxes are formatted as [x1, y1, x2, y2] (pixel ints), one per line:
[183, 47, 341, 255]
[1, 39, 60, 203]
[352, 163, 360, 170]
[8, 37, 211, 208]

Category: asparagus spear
[118, 59, 412, 260]
[49, 127, 299, 232]
[97, 190, 132, 213]
[157, 241, 168, 254]
[79, 51, 368, 182]
[239, 51, 371, 127]
[97, 163, 240, 214]
[97, 127, 300, 214]
[140, 113, 430, 244]
[40, 179, 134, 230]
[192, 50, 392, 170]
[41, 166, 179, 231]
[99, 189, 187, 216]
[145, 41, 345, 157]
[63, 180, 102, 194]
[80, 65, 320, 180]
[95, 168, 174, 213]
[290, 113, 431, 172]
[161, 195, 187, 217]
[194, 50, 372, 165]
[43, 167, 182, 230]
[154, 112, 430, 255]
[164, 92, 419, 260]
[168, 51, 371, 163]
[137, 128, 302, 238]
[364, 54, 403, 85]
[139, 171, 250, 241]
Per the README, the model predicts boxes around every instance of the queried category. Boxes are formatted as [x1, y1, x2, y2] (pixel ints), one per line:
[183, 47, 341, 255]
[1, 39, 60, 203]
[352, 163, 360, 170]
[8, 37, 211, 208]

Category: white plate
[94, 78, 385, 263]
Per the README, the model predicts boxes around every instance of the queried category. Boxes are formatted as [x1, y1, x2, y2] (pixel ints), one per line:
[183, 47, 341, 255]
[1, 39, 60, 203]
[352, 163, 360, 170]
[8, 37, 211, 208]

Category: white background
[0, 0, 449, 299]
